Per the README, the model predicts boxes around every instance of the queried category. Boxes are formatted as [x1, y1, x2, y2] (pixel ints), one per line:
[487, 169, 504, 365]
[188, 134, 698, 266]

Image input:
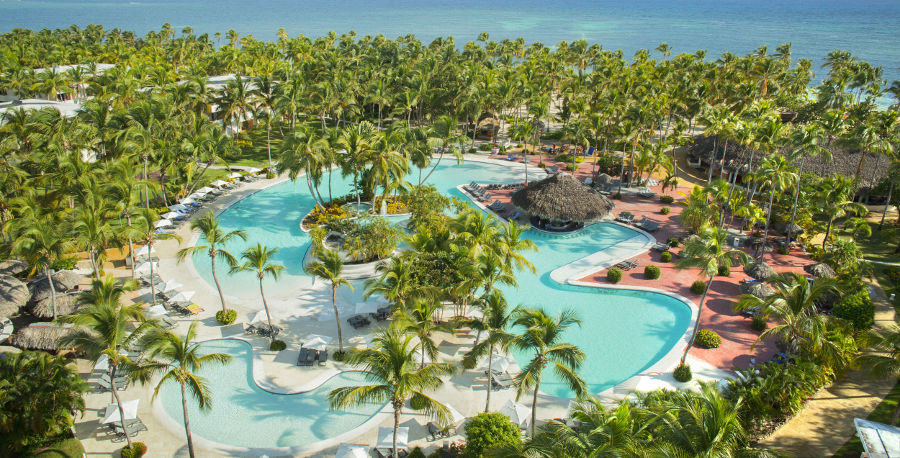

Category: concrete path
[758, 280, 897, 457]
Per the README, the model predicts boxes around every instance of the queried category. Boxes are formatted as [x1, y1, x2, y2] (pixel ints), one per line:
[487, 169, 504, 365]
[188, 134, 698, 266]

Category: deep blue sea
[1, 0, 898, 84]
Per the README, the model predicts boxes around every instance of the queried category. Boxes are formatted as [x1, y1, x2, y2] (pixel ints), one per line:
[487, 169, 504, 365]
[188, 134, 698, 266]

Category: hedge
[644, 265, 661, 280]
[833, 290, 875, 331]
[695, 329, 721, 349]
[464, 412, 521, 457]
[216, 309, 237, 325]
[269, 340, 286, 351]
[607, 267, 622, 283]
[690, 280, 707, 295]
[660, 195, 675, 204]
[660, 251, 673, 262]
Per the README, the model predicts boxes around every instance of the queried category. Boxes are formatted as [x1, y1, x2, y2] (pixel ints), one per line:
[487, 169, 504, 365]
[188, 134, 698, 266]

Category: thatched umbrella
[804, 262, 836, 279]
[775, 222, 803, 236]
[29, 271, 83, 303]
[29, 294, 79, 319]
[10, 324, 78, 351]
[745, 261, 777, 281]
[596, 173, 612, 185]
[0, 260, 28, 276]
[511, 173, 614, 222]
[0, 274, 30, 319]
[740, 281, 775, 298]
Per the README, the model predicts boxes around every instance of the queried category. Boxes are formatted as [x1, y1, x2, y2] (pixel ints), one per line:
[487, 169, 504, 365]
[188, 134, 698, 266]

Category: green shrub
[885, 269, 900, 287]
[543, 130, 564, 140]
[50, 256, 78, 271]
[607, 267, 622, 283]
[565, 163, 577, 171]
[751, 314, 767, 331]
[776, 246, 790, 255]
[833, 290, 875, 331]
[690, 280, 707, 295]
[673, 363, 692, 382]
[660, 251, 673, 262]
[695, 329, 721, 349]
[215, 309, 237, 325]
[612, 192, 622, 200]
[667, 237, 680, 247]
[409, 447, 426, 458]
[468, 147, 477, 154]
[660, 195, 675, 204]
[269, 340, 286, 351]
[478, 143, 492, 151]
[537, 162, 546, 168]
[718, 264, 731, 276]
[464, 412, 521, 458]
[120, 442, 147, 458]
[554, 153, 584, 163]
[660, 206, 670, 215]
[644, 265, 661, 280]
[333, 350, 347, 362]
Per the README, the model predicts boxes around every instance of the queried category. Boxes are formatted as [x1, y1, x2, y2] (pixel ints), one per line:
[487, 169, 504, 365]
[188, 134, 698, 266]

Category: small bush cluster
[660, 195, 675, 204]
[333, 350, 346, 362]
[565, 163, 577, 171]
[478, 143, 493, 151]
[660, 251, 673, 262]
[50, 256, 78, 271]
[751, 314, 767, 331]
[612, 192, 622, 200]
[667, 237, 680, 247]
[644, 265, 661, 280]
[717, 264, 731, 276]
[607, 267, 623, 283]
[408, 447, 426, 458]
[215, 309, 237, 325]
[695, 329, 721, 349]
[464, 412, 522, 458]
[120, 443, 148, 458]
[690, 280, 707, 295]
[269, 340, 286, 351]
[776, 246, 790, 255]
[373, 195, 409, 215]
[554, 153, 584, 163]
[660, 206, 670, 215]
[833, 290, 875, 331]
[673, 363, 692, 382]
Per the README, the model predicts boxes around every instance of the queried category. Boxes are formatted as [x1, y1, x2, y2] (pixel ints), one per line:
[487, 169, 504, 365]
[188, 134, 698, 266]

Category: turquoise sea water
[158, 339, 383, 449]
[1, 0, 898, 84]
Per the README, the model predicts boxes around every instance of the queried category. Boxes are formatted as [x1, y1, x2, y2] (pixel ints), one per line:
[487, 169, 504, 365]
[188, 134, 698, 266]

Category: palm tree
[11, 215, 71, 319]
[494, 220, 537, 275]
[421, 115, 464, 184]
[396, 298, 454, 369]
[857, 326, 900, 424]
[232, 244, 285, 343]
[176, 211, 246, 314]
[817, 175, 867, 250]
[676, 226, 750, 363]
[129, 323, 231, 458]
[328, 325, 453, 458]
[59, 276, 154, 449]
[310, 249, 353, 353]
[511, 308, 587, 436]
[278, 126, 328, 210]
[460, 291, 517, 412]
[755, 154, 797, 258]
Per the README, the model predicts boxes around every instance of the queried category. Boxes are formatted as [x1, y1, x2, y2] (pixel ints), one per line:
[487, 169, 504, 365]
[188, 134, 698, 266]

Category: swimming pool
[188, 159, 691, 402]
[158, 339, 383, 450]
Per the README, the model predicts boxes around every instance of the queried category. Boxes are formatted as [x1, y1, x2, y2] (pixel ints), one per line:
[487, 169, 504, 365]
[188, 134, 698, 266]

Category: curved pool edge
[152, 336, 394, 457]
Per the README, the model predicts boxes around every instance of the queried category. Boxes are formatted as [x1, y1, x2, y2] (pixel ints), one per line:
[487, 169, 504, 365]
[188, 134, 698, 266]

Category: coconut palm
[328, 325, 453, 458]
[232, 244, 285, 343]
[310, 249, 354, 353]
[128, 323, 231, 458]
[395, 297, 454, 369]
[494, 220, 537, 275]
[755, 154, 797, 257]
[857, 325, 900, 424]
[176, 211, 246, 314]
[278, 125, 329, 210]
[816, 175, 867, 250]
[127, 208, 181, 306]
[676, 226, 750, 363]
[59, 276, 154, 449]
[511, 308, 587, 436]
[460, 291, 517, 412]
[11, 213, 72, 319]
[421, 115, 464, 183]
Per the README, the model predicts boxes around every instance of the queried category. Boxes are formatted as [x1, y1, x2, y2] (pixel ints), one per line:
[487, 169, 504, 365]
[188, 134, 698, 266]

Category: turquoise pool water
[189, 161, 691, 405]
[158, 339, 382, 449]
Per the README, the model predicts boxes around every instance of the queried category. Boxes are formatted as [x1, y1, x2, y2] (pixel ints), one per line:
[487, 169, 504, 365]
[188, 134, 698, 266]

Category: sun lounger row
[637, 187, 656, 198]
[348, 315, 371, 329]
[427, 421, 456, 441]
[615, 212, 660, 232]
[489, 370, 515, 389]
[245, 324, 280, 337]
[487, 200, 506, 212]
[615, 260, 638, 271]
[296, 347, 328, 366]
[109, 418, 148, 442]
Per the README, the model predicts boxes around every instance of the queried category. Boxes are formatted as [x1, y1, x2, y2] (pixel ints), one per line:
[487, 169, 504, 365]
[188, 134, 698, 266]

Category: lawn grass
[30, 437, 85, 458]
[833, 379, 900, 457]
[230, 125, 284, 168]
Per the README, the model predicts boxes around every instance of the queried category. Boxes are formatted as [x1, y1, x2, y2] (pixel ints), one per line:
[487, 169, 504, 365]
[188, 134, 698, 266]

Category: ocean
[1, 0, 898, 85]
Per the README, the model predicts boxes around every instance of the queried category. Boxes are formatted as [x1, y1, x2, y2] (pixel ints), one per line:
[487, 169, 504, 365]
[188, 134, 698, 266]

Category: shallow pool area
[158, 339, 382, 450]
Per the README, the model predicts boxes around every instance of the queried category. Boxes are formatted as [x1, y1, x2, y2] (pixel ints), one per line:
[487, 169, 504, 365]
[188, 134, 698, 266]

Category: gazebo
[511, 173, 614, 230]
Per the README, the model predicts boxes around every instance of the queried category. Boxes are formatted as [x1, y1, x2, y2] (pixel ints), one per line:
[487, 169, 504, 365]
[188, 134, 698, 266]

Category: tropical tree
[511, 308, 587, 436]
[816, 175, 867, 250]
[126, 208, 181, 306]
[857, 326, 900, 424]
[128, 323, 231, 458]
[755, 154, 797, 257]
[395, 297, 454, 368]
[278, 125, 328, 210]
[232, 244, 285, 343]
[328, 325, 453, 458]
[11, 213, 71, 319]
[460, 291, 517, 412]
[494, 220, 537, 275]
[176, 211, 246, 314]
[676, 226, 750, 363]
[310, 248, 353, 353]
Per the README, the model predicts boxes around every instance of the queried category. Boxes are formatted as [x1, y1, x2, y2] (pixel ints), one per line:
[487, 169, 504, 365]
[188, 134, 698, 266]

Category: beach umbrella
[304, 336, 329, 351]
[335, 444, 369, 458]
[211, 180, 229, 188]
[133, 262, 157, 275]
[197, 187, 215, 194]
[154, 219, 173, 229]
[10, 323, 77, 351]
[161, 211, 183, 220]
[28, 294, 78, 318]
[376, 426, 409, 449]
[804, 262, 836, 279]
[354, 301, 379, 315]
[745, 261, 776, 281]
[499, 400, 532, 428]
[180, 197, 196, 205]
[446, 403, 466, 426]
[168, 204, 188, 212]
[94, 353, 109, 372]
[102, 399, 139, 424]
[169, 291, 195, 303]
[155, 279, 182, 293]
[145, 304, 168, 318]
[490, 354, 510, 373]
[250, 309, 270, 324]
[511, 173, 613, 223]
[133, 245, 155, 257]
[226, 172, 242, 179]
[775, 221, 803, 236]
[246, 167, 261, 174]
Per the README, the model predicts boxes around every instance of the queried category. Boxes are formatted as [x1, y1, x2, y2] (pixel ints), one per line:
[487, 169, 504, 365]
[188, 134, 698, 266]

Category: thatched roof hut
[775, 222, 803, 236]
[10, 324, 78, 351]
[804, 262, 836, 279]
[29, 294, 79, 319]
[29, 271, 84, 303]
[511, 173, 614, 222]
[745, 261, 777, 281]
[740, 281, 775, 298]
[0, 260, 28, 276]
[596, 173, 613, 185]
[0, 274, 30, 319]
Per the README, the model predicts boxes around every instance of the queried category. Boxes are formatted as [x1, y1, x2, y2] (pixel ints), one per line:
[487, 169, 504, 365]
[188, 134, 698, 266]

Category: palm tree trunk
[143, 156, 150, 209]
[682, 276, 713, 364]
[181, 382, 196, 458]
[266, 122, 272, 171]
[260, 278, 275, 344]
[126, 213, 135, 281]
[109, 365, 133, 448]
[210, 253, 228, 313]
[823, 219, 834, 250]
[149, 243, 158, 306]
[392, 404, 401, 458]
[763, 190, 776, 261]
[707, 136, 717, 183]
[484, 345, 494, 412]
[46, 267, 58, 319]
[880, 179, 894, 230]
[332, 286, 343, 352]
[421, 148, 445, 184]
[531, 381, 540, 437]
[787, 159, 804, 243]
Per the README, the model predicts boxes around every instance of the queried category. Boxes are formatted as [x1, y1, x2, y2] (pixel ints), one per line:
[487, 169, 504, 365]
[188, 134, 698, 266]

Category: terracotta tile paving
[481, 152, 827, 373]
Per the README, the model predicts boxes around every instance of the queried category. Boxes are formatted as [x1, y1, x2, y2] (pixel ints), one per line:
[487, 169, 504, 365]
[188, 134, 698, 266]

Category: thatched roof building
[740, 281, 775, 298]
[745, 261, 777, 281]
[775, 222, 803, 236]
[511, 173, 614, 222]
[10, 324, 78, 351]
[0, 274, 30, 319]
[0, 260, 28, 276]
[804, 262, 836, 279]
[29, 294, 80, 319]
[29, 270, 84, 303]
